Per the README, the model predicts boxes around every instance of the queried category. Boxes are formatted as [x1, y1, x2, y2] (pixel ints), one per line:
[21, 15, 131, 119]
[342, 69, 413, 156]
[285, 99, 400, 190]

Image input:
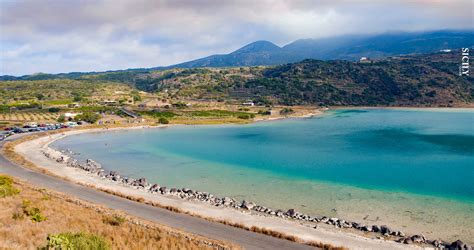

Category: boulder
[410, 235, 425, 243]
[222, 197, 234, 206]
[372, 225, 381, 233]
[159, 186, 168, 194]
[241, 200, 255, 210]
[450, 240, 468, 250]
[149, 184, 160, 192]
[132, 177, 147, 187]
[286, 209, 298, 217]
[380, 225, 391, 235]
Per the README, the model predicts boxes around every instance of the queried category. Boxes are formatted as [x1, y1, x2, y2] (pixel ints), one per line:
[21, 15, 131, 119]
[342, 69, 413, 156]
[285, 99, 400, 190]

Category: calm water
[52, 109, 474, 242]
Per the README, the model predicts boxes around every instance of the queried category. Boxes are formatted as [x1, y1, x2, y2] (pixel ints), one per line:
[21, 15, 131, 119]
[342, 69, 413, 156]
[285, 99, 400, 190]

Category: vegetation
[22, 199, 47, 222]
[280, 108, 294, 115]
[0, 175, 231, 249]
[158, 117, 169, 124]
[102, 214, 126, 226]
[0, 175, 19, 198]
[45, 232, 110, 250]
[57, 114, 66, 123]
[74, 112, 101, 123]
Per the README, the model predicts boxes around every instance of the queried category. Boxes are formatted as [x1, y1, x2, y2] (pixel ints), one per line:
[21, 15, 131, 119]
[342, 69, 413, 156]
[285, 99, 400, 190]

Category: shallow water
[52, 109, 474, 243]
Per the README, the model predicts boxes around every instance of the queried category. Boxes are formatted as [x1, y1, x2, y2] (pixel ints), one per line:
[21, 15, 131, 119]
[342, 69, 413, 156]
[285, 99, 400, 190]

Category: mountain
[170, 41, 288, 68]
[168, 30, 474, 68]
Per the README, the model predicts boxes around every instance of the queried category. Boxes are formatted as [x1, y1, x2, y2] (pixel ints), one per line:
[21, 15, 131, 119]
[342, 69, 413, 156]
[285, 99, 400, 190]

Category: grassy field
[0, 175, 235, 249]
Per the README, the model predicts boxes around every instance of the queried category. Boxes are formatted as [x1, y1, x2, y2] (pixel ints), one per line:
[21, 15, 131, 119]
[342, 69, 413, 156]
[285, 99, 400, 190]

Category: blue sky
[1, 0, 472, 76]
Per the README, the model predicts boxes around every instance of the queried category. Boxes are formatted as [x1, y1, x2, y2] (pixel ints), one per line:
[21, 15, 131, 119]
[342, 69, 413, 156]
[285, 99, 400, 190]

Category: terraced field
[0, 112, 59, 123]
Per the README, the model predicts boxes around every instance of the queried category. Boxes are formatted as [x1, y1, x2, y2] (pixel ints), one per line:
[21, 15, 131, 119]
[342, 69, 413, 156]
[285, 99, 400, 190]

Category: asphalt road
[0, 135, 314, 250]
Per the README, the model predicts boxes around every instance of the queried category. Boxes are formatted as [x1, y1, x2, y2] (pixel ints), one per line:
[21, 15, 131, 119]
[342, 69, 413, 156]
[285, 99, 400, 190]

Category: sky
[1, 0, 473, 76]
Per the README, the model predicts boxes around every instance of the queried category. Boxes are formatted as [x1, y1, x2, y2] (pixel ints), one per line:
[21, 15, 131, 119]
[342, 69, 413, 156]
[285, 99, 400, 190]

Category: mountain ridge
[167, 30, 474, 69]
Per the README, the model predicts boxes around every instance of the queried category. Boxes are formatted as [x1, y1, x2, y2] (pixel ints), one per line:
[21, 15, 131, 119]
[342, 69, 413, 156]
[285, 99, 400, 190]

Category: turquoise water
[52, 109, 474, 242]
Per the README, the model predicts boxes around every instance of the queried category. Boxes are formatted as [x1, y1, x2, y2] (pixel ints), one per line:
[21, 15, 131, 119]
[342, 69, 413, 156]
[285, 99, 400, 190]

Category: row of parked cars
[0, 122, 83, 141]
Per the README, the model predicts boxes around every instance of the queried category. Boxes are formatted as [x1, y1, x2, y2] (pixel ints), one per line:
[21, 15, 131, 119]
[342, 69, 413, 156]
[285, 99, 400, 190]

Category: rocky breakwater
[40, 148, 472, 250]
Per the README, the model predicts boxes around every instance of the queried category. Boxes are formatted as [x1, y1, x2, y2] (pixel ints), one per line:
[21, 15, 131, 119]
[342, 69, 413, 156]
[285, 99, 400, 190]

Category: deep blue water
[52, 109, 474, 202]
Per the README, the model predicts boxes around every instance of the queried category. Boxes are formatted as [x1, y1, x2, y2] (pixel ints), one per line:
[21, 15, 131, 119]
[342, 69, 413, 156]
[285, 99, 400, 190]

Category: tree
[48, 107, 60, 113]
[158, 117, 169, 124]
[74, 112, 101, 124]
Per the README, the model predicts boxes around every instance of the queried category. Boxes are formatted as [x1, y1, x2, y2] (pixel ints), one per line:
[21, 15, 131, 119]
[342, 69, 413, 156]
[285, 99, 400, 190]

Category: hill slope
[1, 51, 472, 107]
[160, 51, 474, 106]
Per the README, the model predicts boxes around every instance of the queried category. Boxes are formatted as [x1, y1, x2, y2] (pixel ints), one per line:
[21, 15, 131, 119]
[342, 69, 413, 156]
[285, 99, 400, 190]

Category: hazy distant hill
[169, 41, 291, 68]
[169, 30, 474, 68]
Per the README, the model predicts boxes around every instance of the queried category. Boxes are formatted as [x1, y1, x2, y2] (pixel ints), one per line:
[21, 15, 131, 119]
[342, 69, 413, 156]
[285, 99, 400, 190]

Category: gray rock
[286, 208, 298, 217]
[241, 200, 255, 210]
[410, 235, 425, 243]
[159, 186, 168, 194]
[361, 225, 372, 232]
[132, 177, 148, 187]
[222, 197, 233, 206]
[380, 225, 391, 235]
[149, 184, 160, 192]
[372, 225, 381, 233]
[450, 240, 469, 250]
[276, 210, 283, 217]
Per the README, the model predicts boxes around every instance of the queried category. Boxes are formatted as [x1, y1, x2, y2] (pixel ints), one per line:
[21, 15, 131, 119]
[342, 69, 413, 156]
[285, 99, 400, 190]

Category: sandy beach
[9, 125, 424, 250]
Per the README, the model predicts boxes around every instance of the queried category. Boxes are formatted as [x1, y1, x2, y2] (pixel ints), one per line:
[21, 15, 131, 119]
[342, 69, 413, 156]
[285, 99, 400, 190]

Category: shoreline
[328, 106, 474, 112]
[14, 130, 420, 249]
[5, 108, 473, 249]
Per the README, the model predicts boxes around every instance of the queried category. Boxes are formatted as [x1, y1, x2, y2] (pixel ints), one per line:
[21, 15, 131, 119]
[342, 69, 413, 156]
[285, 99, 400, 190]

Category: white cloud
[0, 0, 472, 75]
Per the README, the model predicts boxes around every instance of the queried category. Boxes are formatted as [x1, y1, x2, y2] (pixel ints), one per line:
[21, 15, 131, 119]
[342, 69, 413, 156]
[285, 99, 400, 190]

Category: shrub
[102, 214, 126, 226]
[31, 212, 47, 222]
[280, 107, 294, 115]
[48, 107, 61, 112]
[158, 117, 169, 124]
[258, 110, 271, 115]
[237, 114, 251, 119]
[46, 232, 110, 250]
[22, 199, 47, 222]
[0, 175, 19, 198]
[57, 114, 66, 123]
[12, 211, 24, 220]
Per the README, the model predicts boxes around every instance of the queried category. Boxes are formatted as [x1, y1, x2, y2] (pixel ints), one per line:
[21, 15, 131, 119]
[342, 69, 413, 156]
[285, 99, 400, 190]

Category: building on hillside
[242, 101, 255, 106]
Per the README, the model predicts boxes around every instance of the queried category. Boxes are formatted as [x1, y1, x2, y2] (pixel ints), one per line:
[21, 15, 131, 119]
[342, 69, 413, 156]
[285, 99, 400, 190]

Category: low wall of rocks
[41, 147, 471, 250]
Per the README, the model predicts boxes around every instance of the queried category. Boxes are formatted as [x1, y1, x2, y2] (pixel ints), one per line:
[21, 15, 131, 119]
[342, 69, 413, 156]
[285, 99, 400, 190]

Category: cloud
[0, 0, 472, 75]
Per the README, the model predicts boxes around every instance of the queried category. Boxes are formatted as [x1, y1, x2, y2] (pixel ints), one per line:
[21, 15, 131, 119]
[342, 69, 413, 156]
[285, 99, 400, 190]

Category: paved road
[0, 135, 313, 250]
